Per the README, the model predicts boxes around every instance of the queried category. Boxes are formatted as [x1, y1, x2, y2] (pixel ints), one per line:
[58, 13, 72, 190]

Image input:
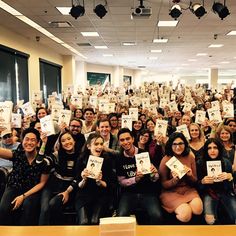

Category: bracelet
[22, 193, 26, 200]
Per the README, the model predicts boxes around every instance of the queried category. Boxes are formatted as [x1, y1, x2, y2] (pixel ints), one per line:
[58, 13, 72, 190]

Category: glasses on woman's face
[172, 142, 185, 147]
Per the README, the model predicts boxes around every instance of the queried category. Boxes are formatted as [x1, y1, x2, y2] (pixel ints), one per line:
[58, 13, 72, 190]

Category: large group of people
[0, 81, 235, 225]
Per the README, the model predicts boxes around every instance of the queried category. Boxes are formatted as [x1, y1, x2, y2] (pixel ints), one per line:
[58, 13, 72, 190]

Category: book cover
[168, 101, 178, 112]
[211, 100, 220, 110]
[107, 103, 115, 113]
[183, 102, 192, 112]
[89, 96, 98, 108]
[71, 94, 83, 109]
[154, 119, 168, 137]
[32, 90, 43, 102]
[149, 104, 158, 115]
[206, 160, 222, 182]
[176, 124, 191, 140]
[121, 115, 132, 131]
[51, 104, 63, 121]
[159, 99, 168, 109]
[86, 155, 104, 179]
[11, 113, 22, 128]
[40, 115, 55, 136]
[20, 102, 36, 117]
[135, 152, 151, 175]
[98, 99, 109, 113]
[195, 110, 206, 124]
[142, 98, 150, 110]
[165, 156, 187, 179]
[222, 103, 234, 118]
[58, 109, 72, 126]
[129, 108, 138, 121]
[207, 107, 222, 123]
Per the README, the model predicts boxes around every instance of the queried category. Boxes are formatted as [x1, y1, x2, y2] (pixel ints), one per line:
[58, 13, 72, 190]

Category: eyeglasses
[2, 134, 12, 139]
[172, 142, 185, 147]
[70, 125, 81, 129]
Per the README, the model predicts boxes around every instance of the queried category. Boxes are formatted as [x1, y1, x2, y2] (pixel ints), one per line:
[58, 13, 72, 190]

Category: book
[32, 90, 43, 102]
[154, 119, 168, 137]
[159, 99, 168, 109]
[107, 103, 115, 113]
[58, 109, 72, 126]
[176, 124, 191, 140]
[86, 155, 104, 179]
[207, 107, 222, 123]
[98, 99, 109, 113]
[121, 115, 132, 131]
[51, 104, 63, 121]
[222, 103, 234, 118]
[129, 108, 138, 121]
[165, 156, 187, 179]
[206, 160, 222, 182]
[195, 110, 206, 124]
[40, 115, 55, 136]
[84, 131, 96, 141]
[168, 101, 178, 112]
[89, 96, 98, 108]
[211, 100, 220, 110]
[20, 102, 36, 117]
[135, 152, 151, 175]
[70, 94, 83, 109]
[142, 98, 150, 110]
[11, 113, 22, 128]
[182, 102, 192, 112]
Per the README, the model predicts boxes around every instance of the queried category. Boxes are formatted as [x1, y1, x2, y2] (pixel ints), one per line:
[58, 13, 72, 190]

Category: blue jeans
[203, 192, 236, 224]
[117, 192, 163, 225]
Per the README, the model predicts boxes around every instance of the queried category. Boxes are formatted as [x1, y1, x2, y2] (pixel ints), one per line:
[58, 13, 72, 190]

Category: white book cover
[151, 91, 158, 100]
[207, 107, 222, 123]
[47, 96, 56, 109]
[154, 119, 168, 137]
[32, 90, 43, 101]
[99, 99, 109, 113]
[89, 96, 98, 108]
[107, 103, 115, 113]
[121, 115, 132, 131]
[0, 102, 12, 124]
[130, 96, 141, 107]
[211, 100, 220, 110]
[142, 98, 150, 110]
[149, 104, 158, 115]
[170, 93, 176, 101]
[86, 155, 104, 179]
[58, 109, 72, 126]
[71, 94, 83, 109]
[166, 156, 187, 179]
[40, 115, 55, 136]
[222, 103, 234, 118]
[183, 103, 192, 112]
[159, 99, 168, 109]
[168, 101, 178, 112]
[51, 104, 63, 121]
[11, 113, 22, 128]
[206, 160, 222, 182]
[135, 152, 151, 175]
[20, 102, 35, 117]
[129, 108, 138, 121]
[195, 110, 206, 124]
[176, 124, 191, 140]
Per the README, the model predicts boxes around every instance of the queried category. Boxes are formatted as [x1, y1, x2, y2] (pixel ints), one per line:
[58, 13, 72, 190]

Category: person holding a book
[159, 132, 203, 223]
[196, 138, 236, 224]
[116, 128, 163, 225]
[67, 133, 115, 225]
[0, 128, 50, 225]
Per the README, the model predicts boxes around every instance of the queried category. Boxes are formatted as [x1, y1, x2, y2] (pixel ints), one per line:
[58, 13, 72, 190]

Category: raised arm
[0, 147, 13, 159]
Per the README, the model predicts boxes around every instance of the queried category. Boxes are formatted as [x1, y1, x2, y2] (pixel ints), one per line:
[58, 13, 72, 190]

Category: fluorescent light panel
[208, 44, 224, 48]
[94, 46, 108, 49]
[153, 38, 168, 43]
[196, 53, 207, 56]
[56, 7, 71, 15]
[148, 57, 158, 60]
[227, 31, 236, 36]
[150, 49, 162, 53]
[158, 21, 178, 27]
[103, 54, 113, 57]
[122, 42, 136, 46]
[81, 32, 99, 37]
[0, 0, 22, 15]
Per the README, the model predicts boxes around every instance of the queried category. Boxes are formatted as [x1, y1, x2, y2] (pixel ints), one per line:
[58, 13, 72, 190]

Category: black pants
[0, 186, 41, 225]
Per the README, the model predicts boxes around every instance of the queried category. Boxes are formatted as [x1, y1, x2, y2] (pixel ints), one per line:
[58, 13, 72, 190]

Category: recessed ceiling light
[153, 38, 168, 43]
[56, 7, 71, 15]
[150, 49, 162, 53]
[196, 53, 207, 56]
[220, 61, 230, 64]
[158, 21, 178, 27]
[103, 54, 113, 57]
[0, 1, 22, 15]
[148, 57, 158, 60]
[81, 32, 99, 37]
[122, 42, 136, 46]
[208, 44, 224, 48]
[226, 31, 236, 36]
[94, 46, 108, 49]
[188, 59, 197, 62]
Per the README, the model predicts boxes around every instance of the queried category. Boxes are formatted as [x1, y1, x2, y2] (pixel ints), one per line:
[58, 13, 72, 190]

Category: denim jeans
[117, 192, 163, 224]
[203, 192, 236, 224]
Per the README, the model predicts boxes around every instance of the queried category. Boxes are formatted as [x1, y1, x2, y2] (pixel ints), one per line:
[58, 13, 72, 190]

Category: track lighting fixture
[212, 1, 230, 20]
[94, 3, 107, 18]
[169, 4, 182, 20]
[191, 2, 207, 19]
[70, 0, 85, 19]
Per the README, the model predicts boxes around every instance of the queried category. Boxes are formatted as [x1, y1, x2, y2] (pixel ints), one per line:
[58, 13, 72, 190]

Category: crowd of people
[0, 82, 235, 225]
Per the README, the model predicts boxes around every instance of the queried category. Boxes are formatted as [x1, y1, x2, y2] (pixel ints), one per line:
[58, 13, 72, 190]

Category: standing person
[159, 132, 203, 223]
[0, 128, 50, 225]
[197, 138, 236, 224]
[116, 128, 163, 225]
[71, 133, 115, 225]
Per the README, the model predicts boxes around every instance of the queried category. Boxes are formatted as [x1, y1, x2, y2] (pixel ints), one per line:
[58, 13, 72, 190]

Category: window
[87, 72, 110, 86]
[0, 45, 29, 103]
[123, 75, 132, 86]
[39, 59, 62, 101]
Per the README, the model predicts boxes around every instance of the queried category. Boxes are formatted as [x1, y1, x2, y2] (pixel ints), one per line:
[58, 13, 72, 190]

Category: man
[116, 128, 163, 225]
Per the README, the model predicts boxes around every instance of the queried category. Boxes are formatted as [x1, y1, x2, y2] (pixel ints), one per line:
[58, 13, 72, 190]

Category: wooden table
[0, 225, 235, 236]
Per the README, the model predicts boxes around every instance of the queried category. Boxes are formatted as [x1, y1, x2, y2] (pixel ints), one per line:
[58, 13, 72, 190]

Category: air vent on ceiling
[77, 43, 92, 47]
[138, 66, 146, 68]
[49, 21, 72, 28]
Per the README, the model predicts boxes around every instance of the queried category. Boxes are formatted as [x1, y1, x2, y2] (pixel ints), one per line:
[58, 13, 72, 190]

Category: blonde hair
[189, 123, 205, 142]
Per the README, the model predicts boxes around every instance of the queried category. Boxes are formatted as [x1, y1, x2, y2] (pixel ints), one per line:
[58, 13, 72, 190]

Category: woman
[0, 128, 50, 225]
[74, 108, 83, 120]
[189, 123, 205, 162]
[63, 133, 115, 225]
[108, 113, 119, 136]
[197, 138, 236, 224]
[136, 129, 152, 152]
[159, 132, 203, 223]
[39, 131, 79, 225]
[132, 118, 144, 143]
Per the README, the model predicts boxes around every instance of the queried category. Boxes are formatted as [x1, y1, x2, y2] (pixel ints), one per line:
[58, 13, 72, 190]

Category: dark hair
[58, 131, 75, 152]
[138, 129, 152, 150]
[74, 108, 83, 118]
[83, 107, 95, 114]
[97, 118, 111, 128]
[145, 118, 156, 128]
[108, 113, 118, 120]
[69, 118, 83, 127]
[35, 107, 48, 121]
[118, 128, 134, 139]
[203, 138, 224, 161]
[165, 132, 190, 157]
[21, 127, 40, 142]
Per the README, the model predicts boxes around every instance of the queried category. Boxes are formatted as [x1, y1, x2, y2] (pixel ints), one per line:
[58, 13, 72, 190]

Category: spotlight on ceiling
[191, 3, 207, 19]
[94, 4, 107, 18]
[70, 4, 85, 19]
[212, 2, 230, 20]
[169, 4, 182, 20]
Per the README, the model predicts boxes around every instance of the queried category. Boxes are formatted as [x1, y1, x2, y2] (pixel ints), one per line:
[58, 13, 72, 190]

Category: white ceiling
[1, 0, 236, 79]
